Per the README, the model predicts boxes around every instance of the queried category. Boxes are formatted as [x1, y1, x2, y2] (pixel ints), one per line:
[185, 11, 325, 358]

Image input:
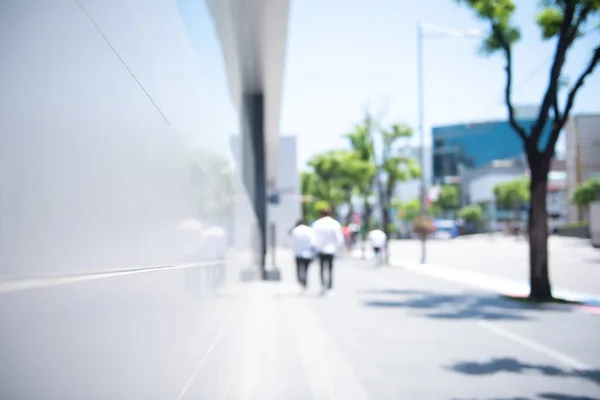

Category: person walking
[312, 209, 344, 296]
[290, 219, 316, 292]
[367, 227, 387, 265]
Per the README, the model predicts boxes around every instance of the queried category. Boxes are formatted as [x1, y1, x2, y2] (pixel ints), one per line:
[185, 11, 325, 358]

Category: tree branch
[570, 4, 592, 42]
[546, 45, 600, 156]
[496, 24, 528, 142]
[563, 46, 600, 121]
[551, 90, 560, 122]
[531, 2, 576, 145]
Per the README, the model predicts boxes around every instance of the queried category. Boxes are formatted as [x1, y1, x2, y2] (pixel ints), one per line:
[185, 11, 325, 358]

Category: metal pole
[417, 22, 428, 264]
[271, 222, 276, 268]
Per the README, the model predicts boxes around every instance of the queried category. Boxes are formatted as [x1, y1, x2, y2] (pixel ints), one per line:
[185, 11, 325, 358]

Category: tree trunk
[528, 154, 552, 300]
[345, 202, 354, 225]
[382, 202, 390, 263]
[362, 199, 372, 259]
[381, 185, 395, 263]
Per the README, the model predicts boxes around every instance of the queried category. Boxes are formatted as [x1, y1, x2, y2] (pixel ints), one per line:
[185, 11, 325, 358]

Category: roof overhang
[206, 0, 289, 190]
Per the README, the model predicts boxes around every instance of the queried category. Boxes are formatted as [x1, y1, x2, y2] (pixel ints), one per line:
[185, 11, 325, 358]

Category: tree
[456, 0, 600, 299]
[434, 185, 461, 217]
[457, 204, 483, 223]
[396, 198, 422, 223]
[345, 113, 378, 233]
[395, 198, 436, 237]
[306, 150, 347, 214]
[493, 177, 530, 221]
[300, 171, 319, 221]
[376, 123, 421, 257]
[571, 177, 600, 207]
[303, 149, 372, 221]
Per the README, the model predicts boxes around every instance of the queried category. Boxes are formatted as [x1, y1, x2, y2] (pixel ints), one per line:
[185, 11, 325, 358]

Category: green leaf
[456, 0, 521, 54]
[457, 204, 484, 222]
[493, 177, 530, 208]
[536, 7, 564, 39]
[434, 185, 461, 211]
[571, 177, 600, 206]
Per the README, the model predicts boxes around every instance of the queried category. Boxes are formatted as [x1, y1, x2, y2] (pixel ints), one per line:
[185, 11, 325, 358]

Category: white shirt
[291, 224, 316, 258]
[312, 216, 344, 255]
[368, 229, 387, 248]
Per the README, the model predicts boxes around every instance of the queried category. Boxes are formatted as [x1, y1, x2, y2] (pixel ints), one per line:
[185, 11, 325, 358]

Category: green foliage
[559, 220, 589, 229]
[307, 150, 362, 210]
[314, 200, 331, 214]
[536, 6, 565, 39]
[536, 1, 600, 40]
[457, 204, 483, 223]
[344, 114, 378, 229]
[455, 0, 520, 53]
[395, 199, 421, 222]
[455, 0, 600, 138]
[394, 198, 438, 221]
[379, 123, 421, 191]
[493, 177, 530, 208]
[302, 112, 421, 233]
[571, 177, 600, 206]
[434, 185, 460, 212]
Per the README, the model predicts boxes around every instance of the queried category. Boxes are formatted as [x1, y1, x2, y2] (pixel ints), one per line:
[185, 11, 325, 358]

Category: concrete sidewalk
[179, 251, 600, 399]
[388, 236, 600, 297]
[388, 255, 600, 312]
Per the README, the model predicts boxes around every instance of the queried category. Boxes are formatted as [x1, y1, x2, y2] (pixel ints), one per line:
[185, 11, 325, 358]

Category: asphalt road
[388, 235, 600, 296]
[180, 251, 600, 400]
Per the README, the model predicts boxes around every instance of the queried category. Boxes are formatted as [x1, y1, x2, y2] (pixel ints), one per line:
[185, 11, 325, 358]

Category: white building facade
[565, 114, 600, 223]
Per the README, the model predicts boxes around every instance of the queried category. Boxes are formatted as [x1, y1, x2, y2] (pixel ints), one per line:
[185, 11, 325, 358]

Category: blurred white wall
[0, 1, 285, 398]
[267, 136, 301, 248]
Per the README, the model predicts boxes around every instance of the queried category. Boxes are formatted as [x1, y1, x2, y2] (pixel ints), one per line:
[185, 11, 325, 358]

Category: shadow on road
[451, 393, 600, 400]
[360, 289, 574, 320]
[447, 357, 600, 388]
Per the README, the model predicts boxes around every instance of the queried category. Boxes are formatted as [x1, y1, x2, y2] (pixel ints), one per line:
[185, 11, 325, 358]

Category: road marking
[477, 320, 591, 371]
[0, 260, 226, 294]
[176, 302, 240, 400]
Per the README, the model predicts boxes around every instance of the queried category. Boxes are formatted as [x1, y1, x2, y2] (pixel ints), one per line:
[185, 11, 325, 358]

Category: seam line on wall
[0, 259, 226, 294]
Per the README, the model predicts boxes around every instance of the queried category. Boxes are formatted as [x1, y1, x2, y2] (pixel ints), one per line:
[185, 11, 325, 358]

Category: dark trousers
[319, 253, 334, 289]
[295, 257, 311, 287]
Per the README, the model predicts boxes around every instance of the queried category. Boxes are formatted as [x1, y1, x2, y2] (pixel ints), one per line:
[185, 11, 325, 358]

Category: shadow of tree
[447, 357, 600, 387]
[538, 394, 600, 400]
[360, 289, 573, 320]
[358, 288, 425, 296]
[451, 393, 600, 400]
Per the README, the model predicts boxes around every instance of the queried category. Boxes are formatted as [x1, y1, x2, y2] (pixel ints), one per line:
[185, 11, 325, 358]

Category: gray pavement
[388, 235, 600, 296]
[181, 250, 600, 400]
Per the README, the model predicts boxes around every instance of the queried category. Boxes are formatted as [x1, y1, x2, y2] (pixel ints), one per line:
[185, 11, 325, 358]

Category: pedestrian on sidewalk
[367, 227, 387, 265]
[312, 209, 344, 296]
[291, 218, 316, 292]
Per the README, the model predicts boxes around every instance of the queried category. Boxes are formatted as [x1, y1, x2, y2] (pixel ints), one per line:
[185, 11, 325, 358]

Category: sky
[279, 0, 600, 169]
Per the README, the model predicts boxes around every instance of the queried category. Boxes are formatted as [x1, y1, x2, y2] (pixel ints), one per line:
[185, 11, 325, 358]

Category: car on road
[433, 219, 459, 239]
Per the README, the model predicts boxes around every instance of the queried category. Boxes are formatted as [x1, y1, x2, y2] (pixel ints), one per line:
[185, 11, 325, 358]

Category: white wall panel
[0, 0, 260, 398]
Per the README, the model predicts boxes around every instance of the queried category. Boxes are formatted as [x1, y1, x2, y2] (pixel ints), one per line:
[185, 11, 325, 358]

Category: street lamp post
[416, 22, 482, 264]
[417, 22, 427, 264]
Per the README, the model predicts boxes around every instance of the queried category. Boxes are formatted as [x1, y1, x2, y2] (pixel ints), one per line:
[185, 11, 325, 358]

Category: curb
[387, 256, 600, 315]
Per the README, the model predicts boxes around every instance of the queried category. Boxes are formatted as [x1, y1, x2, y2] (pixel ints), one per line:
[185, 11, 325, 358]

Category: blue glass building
[432, 119, 552, 184]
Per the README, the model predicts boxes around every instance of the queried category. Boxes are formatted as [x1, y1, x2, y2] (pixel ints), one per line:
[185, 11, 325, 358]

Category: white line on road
[353, 261, 595, 372]
[477, 320, 592, 371]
